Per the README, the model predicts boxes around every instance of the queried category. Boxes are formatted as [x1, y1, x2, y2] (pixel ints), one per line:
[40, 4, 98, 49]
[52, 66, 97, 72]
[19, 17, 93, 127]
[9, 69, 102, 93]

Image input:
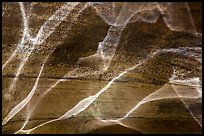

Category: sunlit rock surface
[2, 2, 202, 134]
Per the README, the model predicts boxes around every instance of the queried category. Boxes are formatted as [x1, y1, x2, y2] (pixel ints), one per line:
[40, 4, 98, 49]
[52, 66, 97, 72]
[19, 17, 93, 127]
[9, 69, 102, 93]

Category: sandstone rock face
[2, 2, 202, 134]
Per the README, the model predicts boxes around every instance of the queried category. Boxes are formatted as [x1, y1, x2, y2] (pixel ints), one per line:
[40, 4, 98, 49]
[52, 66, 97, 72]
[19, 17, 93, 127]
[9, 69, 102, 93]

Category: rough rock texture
[2, 2, 202, 134]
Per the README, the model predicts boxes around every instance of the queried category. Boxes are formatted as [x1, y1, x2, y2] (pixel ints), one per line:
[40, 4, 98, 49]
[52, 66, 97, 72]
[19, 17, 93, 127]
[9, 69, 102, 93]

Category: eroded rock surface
[2, 2, 202, 134]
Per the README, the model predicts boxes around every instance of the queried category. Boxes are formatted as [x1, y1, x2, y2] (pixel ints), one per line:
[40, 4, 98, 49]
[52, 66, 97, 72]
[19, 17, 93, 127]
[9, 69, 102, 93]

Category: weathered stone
[2, 2, 202, 134]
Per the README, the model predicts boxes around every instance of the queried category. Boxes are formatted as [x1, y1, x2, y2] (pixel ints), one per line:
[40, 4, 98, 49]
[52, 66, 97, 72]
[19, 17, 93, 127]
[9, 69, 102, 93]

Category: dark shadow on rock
[86, 124, 143, 134]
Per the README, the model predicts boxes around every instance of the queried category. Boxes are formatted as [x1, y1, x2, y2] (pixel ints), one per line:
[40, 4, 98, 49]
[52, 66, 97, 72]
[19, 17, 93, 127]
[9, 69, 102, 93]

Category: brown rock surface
[2, 2, 202, 134]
